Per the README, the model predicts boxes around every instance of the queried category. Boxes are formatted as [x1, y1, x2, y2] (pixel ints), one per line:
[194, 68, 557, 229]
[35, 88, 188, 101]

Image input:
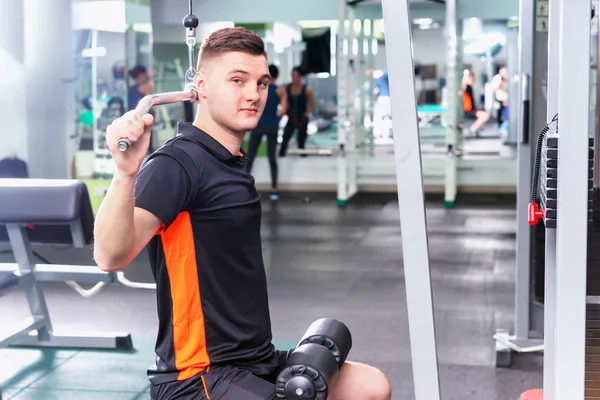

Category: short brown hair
[198, 27, 266, 69]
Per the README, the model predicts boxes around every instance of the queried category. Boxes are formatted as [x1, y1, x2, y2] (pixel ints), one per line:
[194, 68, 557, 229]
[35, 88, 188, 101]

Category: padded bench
[0, 178, 132, 351]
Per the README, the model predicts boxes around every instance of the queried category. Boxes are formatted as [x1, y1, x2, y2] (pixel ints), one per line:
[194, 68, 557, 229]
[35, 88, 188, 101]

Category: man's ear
[194, 70, 207, 98]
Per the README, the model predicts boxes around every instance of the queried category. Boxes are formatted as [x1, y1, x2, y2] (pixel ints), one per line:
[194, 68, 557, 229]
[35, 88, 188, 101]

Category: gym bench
[0, 178, 133, 351]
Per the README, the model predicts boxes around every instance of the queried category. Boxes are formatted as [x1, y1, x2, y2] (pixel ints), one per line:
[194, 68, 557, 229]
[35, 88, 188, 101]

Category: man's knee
[331, 361, 391, 400]
[362, 365, 391, 400]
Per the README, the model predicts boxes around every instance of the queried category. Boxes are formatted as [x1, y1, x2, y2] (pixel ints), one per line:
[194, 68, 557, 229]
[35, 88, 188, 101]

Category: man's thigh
[204, 366, 278, 400]
[151, 366, 279, 400]
[150, 374, 207, 400]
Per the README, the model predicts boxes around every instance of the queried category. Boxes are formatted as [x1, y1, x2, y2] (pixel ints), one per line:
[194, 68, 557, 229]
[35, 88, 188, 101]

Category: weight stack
[534, 135, 595, 303]
[533, 133, 595, 301]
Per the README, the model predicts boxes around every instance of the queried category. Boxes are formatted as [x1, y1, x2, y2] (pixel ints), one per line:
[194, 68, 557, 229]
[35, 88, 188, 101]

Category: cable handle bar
[116, 87, 198, 152]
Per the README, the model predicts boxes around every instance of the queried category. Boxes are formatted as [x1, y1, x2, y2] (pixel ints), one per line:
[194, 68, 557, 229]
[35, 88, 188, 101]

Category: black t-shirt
[134, 122, 278, 385]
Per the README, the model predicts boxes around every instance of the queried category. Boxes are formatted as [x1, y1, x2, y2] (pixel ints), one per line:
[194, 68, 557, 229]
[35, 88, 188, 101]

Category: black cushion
[0, 179, 95, 246]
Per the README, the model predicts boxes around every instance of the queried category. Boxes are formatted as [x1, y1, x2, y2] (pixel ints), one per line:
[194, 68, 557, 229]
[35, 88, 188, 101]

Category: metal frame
[493, 0, 546, 363]
[336, 0, 359, 207]
[0, 221, 133, 351]
[495, 2, 592, 398]
[381, 0, 441, 399]
[542, 0, 560, 397]
[551, 0, 591, 397]
[443, 0, 459, 208]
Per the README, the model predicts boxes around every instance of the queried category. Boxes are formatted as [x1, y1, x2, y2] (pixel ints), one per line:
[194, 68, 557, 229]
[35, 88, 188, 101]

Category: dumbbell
[275, 318, 353, 400]
[297, 318, 352, 368]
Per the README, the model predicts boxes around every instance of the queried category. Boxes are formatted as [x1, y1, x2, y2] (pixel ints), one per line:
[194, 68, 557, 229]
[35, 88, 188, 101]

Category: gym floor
[0, 193, 542, 399]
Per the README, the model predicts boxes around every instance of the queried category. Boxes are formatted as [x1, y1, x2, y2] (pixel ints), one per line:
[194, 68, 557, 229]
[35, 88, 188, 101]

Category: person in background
[127, 65, 153, 112]
[491, 66, 509, 126]
[127, 65, 155, 151]
[278, 66, 315, 157]
[462, 70, 490, 137]
[370, 69, 393, 139]
[246, 64, 287, 200]
[373, 69, 390, 97]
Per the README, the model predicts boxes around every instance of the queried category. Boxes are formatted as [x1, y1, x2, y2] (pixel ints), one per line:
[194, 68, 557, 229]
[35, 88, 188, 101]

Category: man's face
[135, 71, 148, 83]
[292, 70, 302, 84]
[196, 52, 270, 135]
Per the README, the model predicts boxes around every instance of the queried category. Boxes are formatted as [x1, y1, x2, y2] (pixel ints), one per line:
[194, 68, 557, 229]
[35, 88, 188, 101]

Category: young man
[278, 66, 315, 157]
[246, 64, 287, 201]
[94, 27, 391, 400]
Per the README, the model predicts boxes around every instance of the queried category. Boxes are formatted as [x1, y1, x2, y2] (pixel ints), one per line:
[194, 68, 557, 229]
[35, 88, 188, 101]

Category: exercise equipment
[510, 0, 594, 398]
[496, 3, 597, 399]
[0, 179, 133, 350]
[117, 0, 199, 152]
[274, 318, 352, 400]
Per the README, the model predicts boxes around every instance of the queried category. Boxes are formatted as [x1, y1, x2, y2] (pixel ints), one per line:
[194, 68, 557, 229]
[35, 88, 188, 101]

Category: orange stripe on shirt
[160, 212, 210, 380]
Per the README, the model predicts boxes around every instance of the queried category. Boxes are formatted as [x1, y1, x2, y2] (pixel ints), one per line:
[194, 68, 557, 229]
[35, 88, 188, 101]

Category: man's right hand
[106, 111, 154, 177]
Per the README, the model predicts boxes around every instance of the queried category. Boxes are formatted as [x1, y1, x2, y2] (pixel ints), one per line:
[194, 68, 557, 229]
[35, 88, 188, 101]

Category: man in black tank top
[279, 66, 315, 157]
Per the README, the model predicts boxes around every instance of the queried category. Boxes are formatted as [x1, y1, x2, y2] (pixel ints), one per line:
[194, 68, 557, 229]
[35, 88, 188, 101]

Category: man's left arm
[276, 86, 288, 119]
[305, 87, 315, 118]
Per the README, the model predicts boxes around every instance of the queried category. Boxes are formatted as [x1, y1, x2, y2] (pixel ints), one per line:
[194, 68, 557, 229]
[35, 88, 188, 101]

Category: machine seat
[0, 179, 95, 246]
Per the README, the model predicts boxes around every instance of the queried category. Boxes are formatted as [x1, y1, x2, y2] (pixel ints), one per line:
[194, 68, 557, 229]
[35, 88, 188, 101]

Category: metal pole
[506, 27, 520, 145]
[515, 0, 535, 346]
[380, 0, 441, 399]
[544, 0, 560, 397]
[367, 19, 376, 153]
[357, 19, 366, 134]
[594, 0, 600, 189]
[91, 29, 98, 156]
[493, 0, 547, 369]
[337, 0, 349, 206]
[347, 7, 358, 198]
[444, 0, 458, 207]
[554, 0, 591, 397]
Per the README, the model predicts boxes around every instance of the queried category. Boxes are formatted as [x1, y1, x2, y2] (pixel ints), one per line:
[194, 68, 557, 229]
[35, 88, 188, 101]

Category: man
[94, 27, 391, 400]
[127, 65, 154, 112]
[278, 66, 315, 157]
[491, 66, 509, 126]
[246, 64, 287, 201]
[370, 69, 392, 139]
[127, 65, 155, 151]
[462, 69, 490, 137]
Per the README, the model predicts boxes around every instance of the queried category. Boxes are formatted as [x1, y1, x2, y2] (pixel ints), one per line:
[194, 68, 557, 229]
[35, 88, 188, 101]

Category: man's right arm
[94, 154, 192, 271]
[93, 172, 161, 272]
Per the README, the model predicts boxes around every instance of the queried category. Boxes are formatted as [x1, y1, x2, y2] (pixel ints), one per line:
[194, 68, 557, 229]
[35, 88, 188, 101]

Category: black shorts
[464, 110, 478, 119]
[149, 349, 294, 400]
